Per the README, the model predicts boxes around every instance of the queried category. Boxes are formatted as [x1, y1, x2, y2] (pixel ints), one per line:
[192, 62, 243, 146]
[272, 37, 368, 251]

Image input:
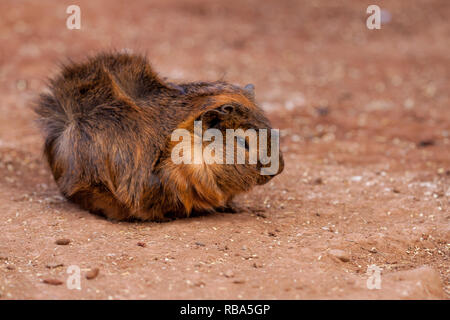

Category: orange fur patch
[176, 93, 257, 132]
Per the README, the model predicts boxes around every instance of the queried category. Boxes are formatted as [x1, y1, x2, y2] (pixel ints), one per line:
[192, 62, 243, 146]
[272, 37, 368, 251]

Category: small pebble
[313, 178, 323, 185]
[46, 263, 64, 269]
[417, 140, 434, 148]
[86, 268, 100, 280]
[255, 212, 267, 218]
[329, 249, 350, 262]
[316, 106, 329, 116]
[55, 239, 71, 245]
[232, 279, 245, 284]
[224, 270, 235, 278]
[137, 242, 146, 247]
[194, 281, 205, 287]
[43, 278, 63, 285]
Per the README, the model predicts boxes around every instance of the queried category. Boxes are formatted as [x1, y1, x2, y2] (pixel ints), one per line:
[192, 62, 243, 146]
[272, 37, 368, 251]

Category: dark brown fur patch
[35, 52, 283, 221]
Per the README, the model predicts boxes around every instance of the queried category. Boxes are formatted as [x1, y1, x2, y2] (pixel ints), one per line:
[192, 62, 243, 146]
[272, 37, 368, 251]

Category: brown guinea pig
[35, 52, 284, 221]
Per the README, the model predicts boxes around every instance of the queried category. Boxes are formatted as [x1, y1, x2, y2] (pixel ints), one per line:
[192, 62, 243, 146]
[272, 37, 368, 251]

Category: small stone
[313, 178, 323, 185]
[137, 242, 146, 247]
[55, 238, 71, 245]
[46, 263, 64, 269]
[86, 268, 99, 280]
[194, 281, 205, 287]
[195, 242, 206, 247]
[329, 249, 350, 262]
[224, 270, 235, 278]
[43, 278, 63, 285]
[44, 195, 65, 204]
[417, 140, 434, 148]
[316, 106, 329, 116]
[255, 212, 267, 218]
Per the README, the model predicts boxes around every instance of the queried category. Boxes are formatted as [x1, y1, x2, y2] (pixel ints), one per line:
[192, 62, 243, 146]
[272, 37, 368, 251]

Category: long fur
[35, 52, 283, 221]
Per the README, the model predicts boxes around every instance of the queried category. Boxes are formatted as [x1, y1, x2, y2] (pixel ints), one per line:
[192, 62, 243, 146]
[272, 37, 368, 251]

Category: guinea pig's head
[159, 83, 284, 214]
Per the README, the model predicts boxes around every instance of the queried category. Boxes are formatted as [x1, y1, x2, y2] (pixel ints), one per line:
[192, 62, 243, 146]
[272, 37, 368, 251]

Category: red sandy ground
[0, 0, 449, 299]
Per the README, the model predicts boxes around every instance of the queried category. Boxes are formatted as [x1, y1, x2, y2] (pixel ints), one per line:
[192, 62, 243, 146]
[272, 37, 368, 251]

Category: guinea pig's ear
[198, 104, 235, 128]
[244, 84, 255, 99]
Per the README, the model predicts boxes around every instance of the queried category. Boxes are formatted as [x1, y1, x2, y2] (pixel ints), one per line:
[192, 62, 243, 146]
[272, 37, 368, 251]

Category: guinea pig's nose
[256, 174, 274, 185]
[256, 151, 284, 185]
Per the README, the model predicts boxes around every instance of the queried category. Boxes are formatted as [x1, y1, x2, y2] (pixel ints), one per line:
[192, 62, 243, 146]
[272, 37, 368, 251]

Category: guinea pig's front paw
[215, 201, 247, 214]
[148, 215, 176, 223]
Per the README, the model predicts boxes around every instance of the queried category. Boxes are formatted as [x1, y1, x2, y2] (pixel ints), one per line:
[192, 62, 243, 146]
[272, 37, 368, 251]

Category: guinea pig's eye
[220, 104, 234, 114]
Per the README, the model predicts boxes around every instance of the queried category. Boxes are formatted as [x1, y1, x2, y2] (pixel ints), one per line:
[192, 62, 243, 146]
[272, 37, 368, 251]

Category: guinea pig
[35, 52, 284, 221]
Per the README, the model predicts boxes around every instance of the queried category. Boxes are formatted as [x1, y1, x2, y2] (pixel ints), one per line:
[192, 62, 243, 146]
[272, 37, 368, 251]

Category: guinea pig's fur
[35, 52, 284, 221]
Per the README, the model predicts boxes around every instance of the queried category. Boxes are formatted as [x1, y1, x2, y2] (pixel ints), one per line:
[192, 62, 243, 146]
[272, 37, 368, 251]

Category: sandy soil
[0, 0, 449, 299]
